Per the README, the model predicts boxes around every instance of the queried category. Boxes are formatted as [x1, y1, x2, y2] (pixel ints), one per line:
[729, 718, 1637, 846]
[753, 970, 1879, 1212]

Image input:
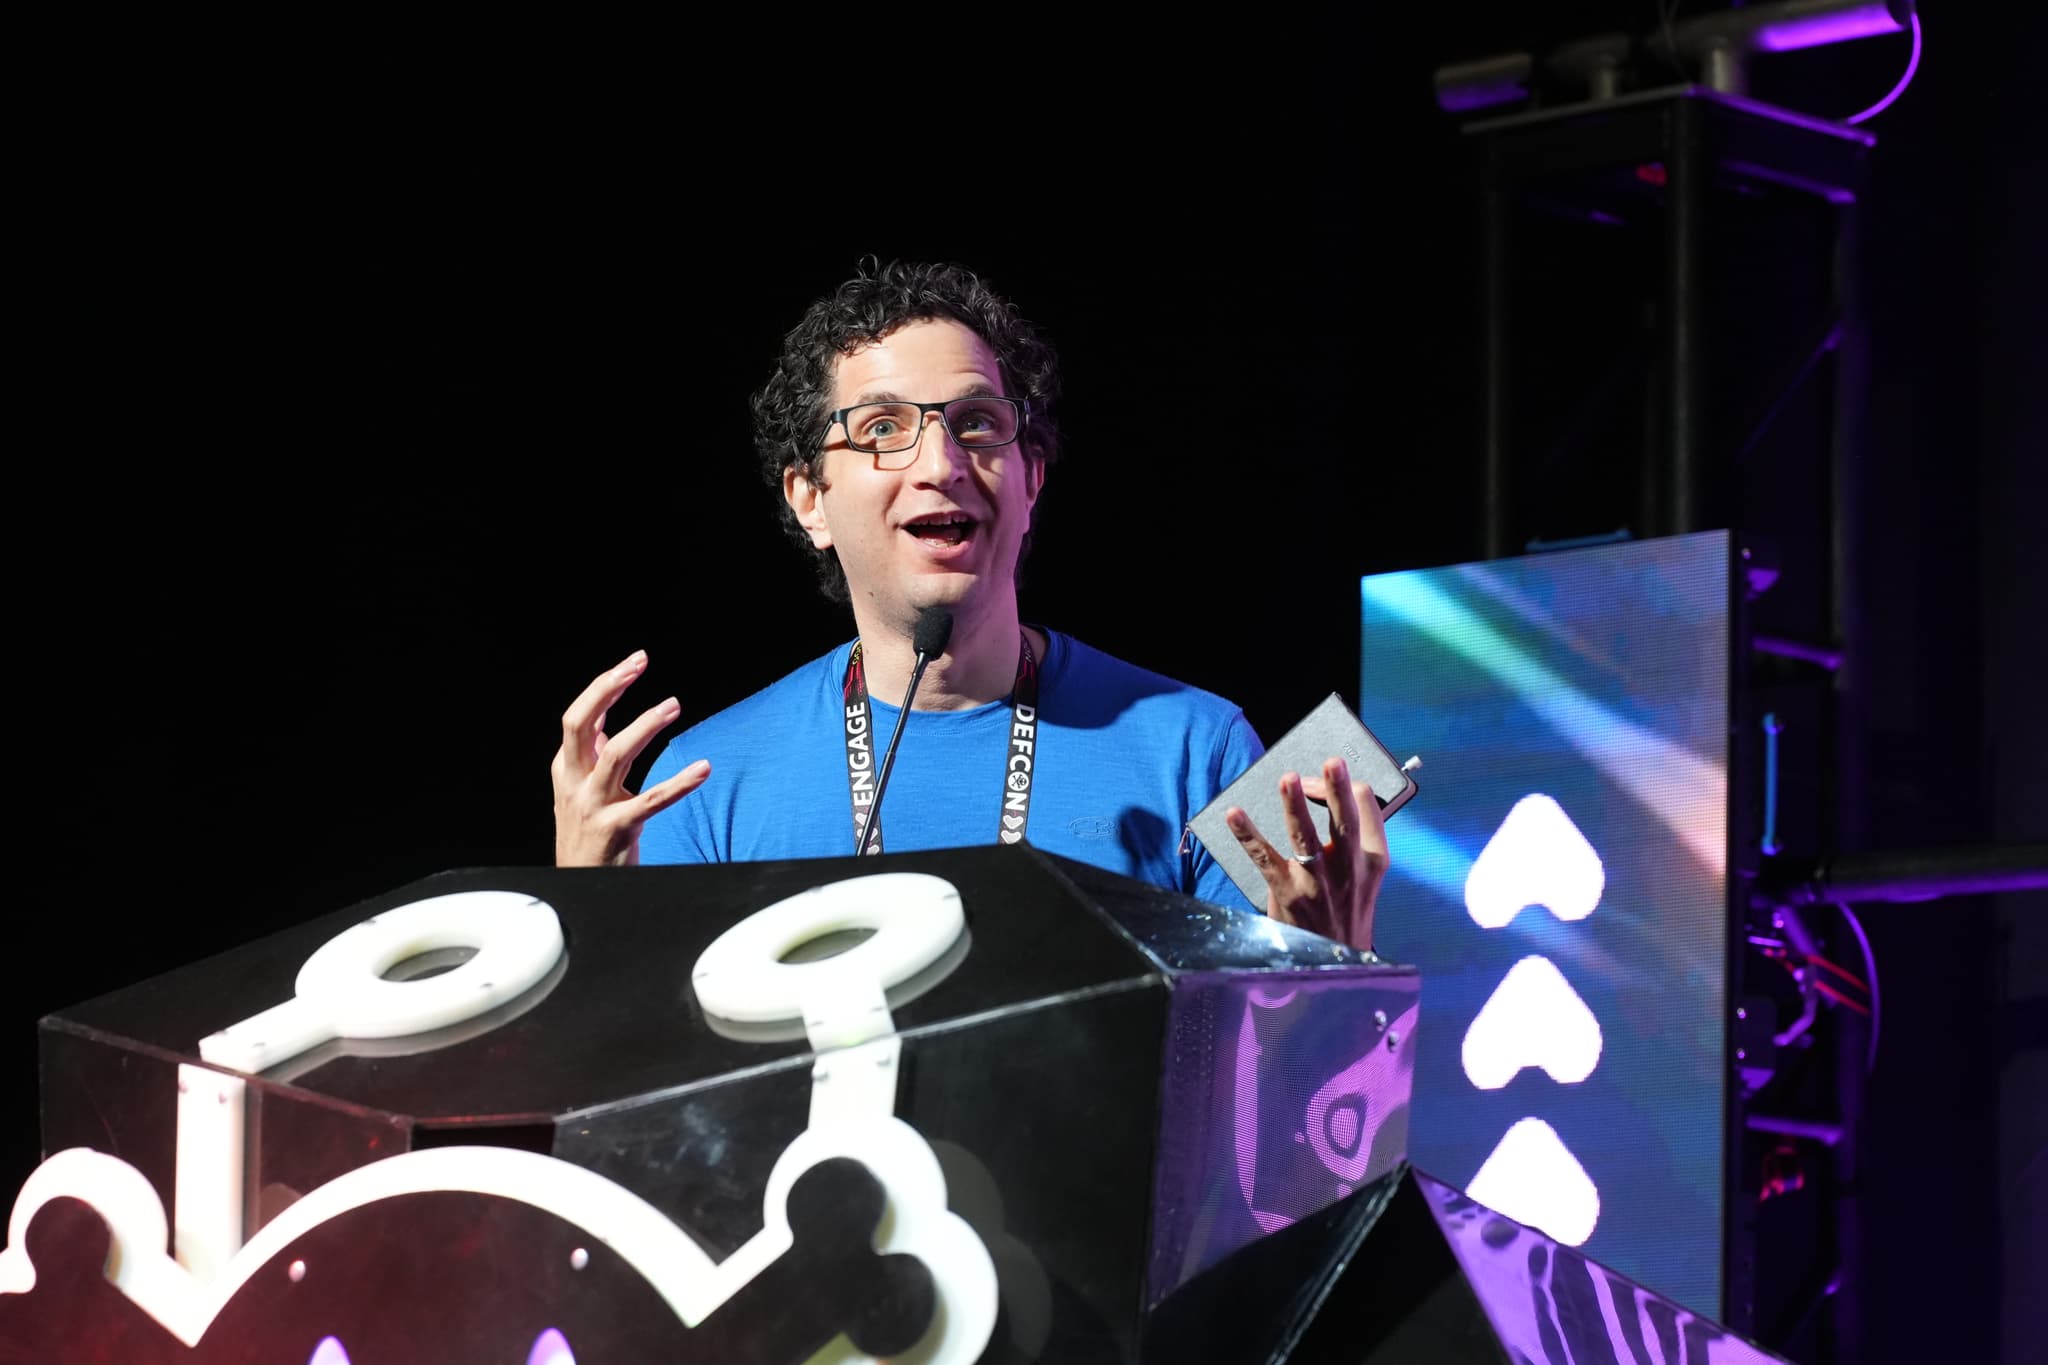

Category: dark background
[12, 7, 2041, 1362]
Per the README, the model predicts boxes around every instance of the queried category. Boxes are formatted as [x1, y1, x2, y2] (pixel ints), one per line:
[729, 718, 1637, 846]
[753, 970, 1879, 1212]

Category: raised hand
[1224, 755, 1389, 953]
[550, 650, 710, 867]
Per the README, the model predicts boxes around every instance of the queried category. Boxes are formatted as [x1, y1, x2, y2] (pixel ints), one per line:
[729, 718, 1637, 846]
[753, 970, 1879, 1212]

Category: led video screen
[1359, 530, 1731, 1316]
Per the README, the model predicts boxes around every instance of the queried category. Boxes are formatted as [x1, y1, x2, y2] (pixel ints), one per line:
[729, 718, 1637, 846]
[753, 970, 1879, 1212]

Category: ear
[1023, 455, 1047, 510]
[784, 462, 833, 550]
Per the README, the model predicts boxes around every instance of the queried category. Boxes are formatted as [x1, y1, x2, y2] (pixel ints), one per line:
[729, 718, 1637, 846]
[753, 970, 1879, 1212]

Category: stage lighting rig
[1434, 0, 1918, 114]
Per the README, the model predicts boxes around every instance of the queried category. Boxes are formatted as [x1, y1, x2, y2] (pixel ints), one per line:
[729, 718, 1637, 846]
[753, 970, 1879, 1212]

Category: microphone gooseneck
[856, 607, 954, 857]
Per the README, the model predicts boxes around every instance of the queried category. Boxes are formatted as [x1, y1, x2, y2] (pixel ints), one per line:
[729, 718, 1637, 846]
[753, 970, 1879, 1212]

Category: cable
[1846, 12, 1922, 124]
[1811, 978, 1872, 1017]
[1750, 934, 1869, 993]
[1803, 950, 1869, 993]
[1835, 901, 1881, 1071]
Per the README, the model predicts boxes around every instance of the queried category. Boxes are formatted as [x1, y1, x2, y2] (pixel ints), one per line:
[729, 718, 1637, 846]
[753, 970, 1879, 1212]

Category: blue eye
[949, 400, 1012, 442]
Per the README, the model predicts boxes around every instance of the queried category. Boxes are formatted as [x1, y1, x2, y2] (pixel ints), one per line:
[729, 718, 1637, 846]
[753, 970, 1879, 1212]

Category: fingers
[1225, 806, 1294, 900]
[559, 650, 648, 780]
[1322, 757, 1363, 845]
[591, 696, 682, 791]
[1259, 762, 1387, 952]
[1226, 778, 1332, 930]
[1353, 778, 1390, 877]
[1281, 771, 1336, 913]
[1302, 758, 1379, 874]
[1279, 771, 1325, 861]
[635, 757, 711, 819]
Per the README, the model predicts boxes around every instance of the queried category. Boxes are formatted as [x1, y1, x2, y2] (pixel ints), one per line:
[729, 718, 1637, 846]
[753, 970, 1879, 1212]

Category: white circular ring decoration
[692, 873, 963, 1024]
[294, 890, 564, 1039]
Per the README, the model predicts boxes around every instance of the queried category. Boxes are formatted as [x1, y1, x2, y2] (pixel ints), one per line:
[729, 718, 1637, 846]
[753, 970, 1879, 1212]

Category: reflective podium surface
[17, 845, 1421, 1363]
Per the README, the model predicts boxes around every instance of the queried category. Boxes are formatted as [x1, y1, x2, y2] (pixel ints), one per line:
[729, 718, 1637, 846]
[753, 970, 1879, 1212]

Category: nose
[908, 409, 968, 485]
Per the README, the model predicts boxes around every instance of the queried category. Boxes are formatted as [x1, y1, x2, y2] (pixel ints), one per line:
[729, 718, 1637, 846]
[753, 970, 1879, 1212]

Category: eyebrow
[845, 382, 1005, 407]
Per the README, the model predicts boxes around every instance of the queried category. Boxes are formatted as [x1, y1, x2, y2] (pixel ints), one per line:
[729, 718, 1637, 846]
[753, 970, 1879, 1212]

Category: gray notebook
[1188, 693, 1417, 909]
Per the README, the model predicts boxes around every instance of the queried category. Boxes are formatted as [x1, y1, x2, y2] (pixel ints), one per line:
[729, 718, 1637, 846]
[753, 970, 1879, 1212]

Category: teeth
[908, 517, 971, 545]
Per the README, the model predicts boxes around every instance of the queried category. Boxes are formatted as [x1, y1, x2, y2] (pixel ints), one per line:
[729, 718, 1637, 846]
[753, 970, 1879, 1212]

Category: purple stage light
[1434, 52, 1533, 114]
[1439, 78, 1530, 113]
[1848, 13, 1923, 124]
[308, 1339, 351, 1365]
[527, 1327, 577, 1365]
[1753, 3, 1904, 53]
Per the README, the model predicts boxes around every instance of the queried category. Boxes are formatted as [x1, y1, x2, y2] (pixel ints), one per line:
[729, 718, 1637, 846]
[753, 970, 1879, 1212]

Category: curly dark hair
[752, 258, 1064, 602]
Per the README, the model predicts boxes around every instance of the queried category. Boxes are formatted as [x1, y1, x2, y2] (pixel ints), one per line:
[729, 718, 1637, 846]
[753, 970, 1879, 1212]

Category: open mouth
[904, 514, 979, 546]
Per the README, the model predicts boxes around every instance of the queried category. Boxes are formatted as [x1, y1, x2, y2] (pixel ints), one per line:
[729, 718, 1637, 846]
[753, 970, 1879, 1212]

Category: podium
[6, 847, 1416, 1362]
[3, 846, 1792, 1363]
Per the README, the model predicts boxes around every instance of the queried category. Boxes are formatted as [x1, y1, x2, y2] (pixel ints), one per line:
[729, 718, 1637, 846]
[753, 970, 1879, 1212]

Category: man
[550, 260, 1386, 950]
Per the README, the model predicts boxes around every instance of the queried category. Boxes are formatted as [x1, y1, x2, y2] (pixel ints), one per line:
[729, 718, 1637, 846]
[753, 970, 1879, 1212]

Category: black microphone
[856, 606, 954, 857]
[911, 604, 956, 661]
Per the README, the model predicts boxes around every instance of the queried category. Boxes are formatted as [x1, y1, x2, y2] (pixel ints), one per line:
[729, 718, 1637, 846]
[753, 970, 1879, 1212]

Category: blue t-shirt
[640, 631, 1264, 911]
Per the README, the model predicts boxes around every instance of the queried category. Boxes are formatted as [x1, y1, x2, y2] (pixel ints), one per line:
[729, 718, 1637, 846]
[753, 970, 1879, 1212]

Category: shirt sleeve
[1188, 709, 1266, 914]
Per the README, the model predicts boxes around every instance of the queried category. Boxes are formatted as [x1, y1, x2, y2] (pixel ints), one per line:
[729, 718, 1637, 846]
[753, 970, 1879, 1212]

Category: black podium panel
[20, 845, 1417, 1362]
[549, 983, 1170, 1357]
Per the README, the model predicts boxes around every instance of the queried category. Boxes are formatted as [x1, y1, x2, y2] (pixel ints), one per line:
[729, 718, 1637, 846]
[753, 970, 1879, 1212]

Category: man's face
[786, 318, 1044, 635]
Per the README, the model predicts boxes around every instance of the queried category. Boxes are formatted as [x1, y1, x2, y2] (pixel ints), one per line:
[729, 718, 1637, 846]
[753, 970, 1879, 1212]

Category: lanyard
[842, 632, 1040, 855]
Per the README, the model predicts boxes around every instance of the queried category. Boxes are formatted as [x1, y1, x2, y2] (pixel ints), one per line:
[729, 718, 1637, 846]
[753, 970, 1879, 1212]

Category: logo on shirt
[1067, 816, 1114, 841]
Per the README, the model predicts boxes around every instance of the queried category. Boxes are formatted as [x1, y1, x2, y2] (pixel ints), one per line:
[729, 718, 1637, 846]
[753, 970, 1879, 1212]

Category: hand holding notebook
[1188, 693, 1418, 952]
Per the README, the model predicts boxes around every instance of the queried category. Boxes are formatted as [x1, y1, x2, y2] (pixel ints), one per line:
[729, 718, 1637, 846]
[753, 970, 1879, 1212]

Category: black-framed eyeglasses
[829, 395, 1030, 466]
